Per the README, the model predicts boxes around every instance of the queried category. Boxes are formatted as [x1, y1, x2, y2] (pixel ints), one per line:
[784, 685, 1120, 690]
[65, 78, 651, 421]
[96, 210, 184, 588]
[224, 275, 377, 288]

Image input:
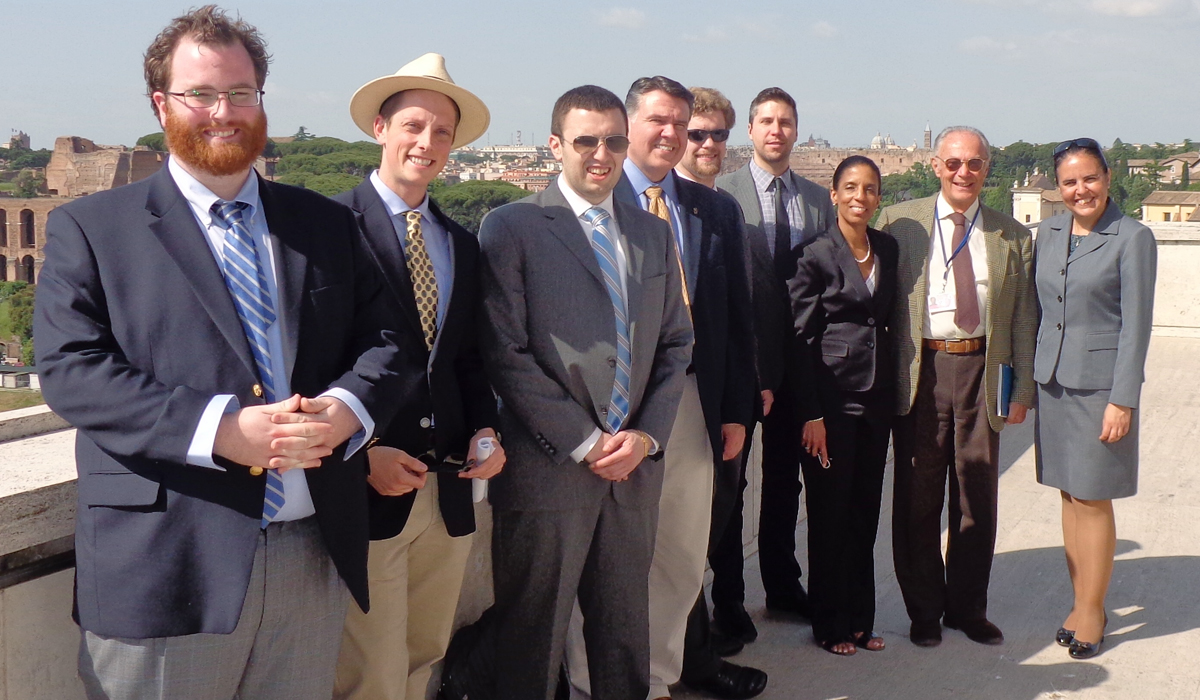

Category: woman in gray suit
[1034, 138, 1157, 660]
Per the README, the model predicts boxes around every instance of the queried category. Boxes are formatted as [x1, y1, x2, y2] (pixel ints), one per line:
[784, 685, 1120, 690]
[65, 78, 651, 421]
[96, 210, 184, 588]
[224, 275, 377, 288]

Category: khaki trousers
[334, 479, 474, 700]
[567, 376, 714, 699]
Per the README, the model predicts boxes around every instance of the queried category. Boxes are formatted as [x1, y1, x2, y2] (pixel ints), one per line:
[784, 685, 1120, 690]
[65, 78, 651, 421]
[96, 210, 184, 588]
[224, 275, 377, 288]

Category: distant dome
[885, 133, 896, 147]
[870, 133, 884, 149]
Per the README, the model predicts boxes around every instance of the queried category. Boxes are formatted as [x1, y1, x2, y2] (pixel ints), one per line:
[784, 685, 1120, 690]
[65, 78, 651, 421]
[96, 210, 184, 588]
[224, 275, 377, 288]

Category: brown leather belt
[923, 337, 985, 354]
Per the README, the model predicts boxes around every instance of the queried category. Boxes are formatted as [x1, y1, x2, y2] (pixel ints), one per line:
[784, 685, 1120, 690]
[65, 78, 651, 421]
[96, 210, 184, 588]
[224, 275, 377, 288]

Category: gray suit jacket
[1033, 201, 1157, 408]
[478, 182, 694, 512]
[716, 164, 834, 393]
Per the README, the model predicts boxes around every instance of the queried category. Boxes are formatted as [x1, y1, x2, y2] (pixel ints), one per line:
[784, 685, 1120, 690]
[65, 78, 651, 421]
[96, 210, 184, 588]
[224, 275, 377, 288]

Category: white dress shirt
[172, 157, 374, 521]
[924, 193, 989, 340]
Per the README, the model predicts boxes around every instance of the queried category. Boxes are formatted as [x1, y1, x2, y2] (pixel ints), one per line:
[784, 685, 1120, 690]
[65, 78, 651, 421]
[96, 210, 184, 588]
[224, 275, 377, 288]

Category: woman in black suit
[788, 155, 897, 655]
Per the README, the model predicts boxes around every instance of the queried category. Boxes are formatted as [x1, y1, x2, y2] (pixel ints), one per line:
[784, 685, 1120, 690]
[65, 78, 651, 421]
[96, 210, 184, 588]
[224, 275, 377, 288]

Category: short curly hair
[689, 87, 735, 129]
[143, 5, 271, 118]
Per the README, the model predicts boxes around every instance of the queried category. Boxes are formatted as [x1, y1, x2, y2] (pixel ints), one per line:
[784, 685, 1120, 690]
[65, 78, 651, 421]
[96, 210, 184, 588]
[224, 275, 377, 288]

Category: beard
[164, 105, 268, 177]
[687, 154, 721, 178]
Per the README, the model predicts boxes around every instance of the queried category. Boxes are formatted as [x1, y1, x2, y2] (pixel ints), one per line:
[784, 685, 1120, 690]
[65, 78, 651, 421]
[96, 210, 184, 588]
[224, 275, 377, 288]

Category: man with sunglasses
[34, 8, 408, 698]
[675, 87, 733, 190]
[331, 54, 505, 700]
[561, 77, 760, 700]
[716, 87, 835, 631]
[877, 126, 1036, 648]
[478, 85, 692, 699]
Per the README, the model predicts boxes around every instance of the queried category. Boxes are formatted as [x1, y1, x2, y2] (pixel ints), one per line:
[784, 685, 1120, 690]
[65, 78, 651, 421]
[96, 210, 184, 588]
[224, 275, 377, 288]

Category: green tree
[136, 132, 167, 151]
[14, 170, 43, 197]
[879, 161, 940, 210]
[3, 146, 52, 170]
[430, 180, 529, 234]
[3, 284, 35, 365]
[293, 126, 316, 142]
[982, 186, 1010, 215]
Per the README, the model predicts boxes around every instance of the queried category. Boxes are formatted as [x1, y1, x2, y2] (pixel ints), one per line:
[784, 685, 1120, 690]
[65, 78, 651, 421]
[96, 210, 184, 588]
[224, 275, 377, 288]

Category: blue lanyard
[935, 203, 981, 281]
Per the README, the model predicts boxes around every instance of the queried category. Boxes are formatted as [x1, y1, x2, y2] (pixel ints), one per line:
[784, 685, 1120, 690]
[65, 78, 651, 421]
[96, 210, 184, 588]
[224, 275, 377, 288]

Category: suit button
[252, 383, 264, 398]
[1056, 323, 1062, 330]
[601, 407, 608, 416]
[419, 417, 431, 428]
[607, 356, 617, 368]
[1058, 295, 1063, 303]
[1060, 268, 1066, 275]
[866, 341, 875, 349]
[867, 318, 876, 326]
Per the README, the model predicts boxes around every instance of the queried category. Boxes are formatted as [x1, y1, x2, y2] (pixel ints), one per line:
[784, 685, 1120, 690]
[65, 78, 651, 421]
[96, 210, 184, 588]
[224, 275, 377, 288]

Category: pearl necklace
[852, 238, 872, 264]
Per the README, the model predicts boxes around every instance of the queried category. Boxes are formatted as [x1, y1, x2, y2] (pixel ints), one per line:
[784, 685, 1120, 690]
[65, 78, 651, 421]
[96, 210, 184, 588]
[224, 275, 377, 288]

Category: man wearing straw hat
[332, 53, 506, 700]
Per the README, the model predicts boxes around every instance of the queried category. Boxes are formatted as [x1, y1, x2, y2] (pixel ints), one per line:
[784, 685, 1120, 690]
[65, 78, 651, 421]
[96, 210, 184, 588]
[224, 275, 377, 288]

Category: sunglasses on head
[566, 134, 630, 154]
[935, 156, 987, 173]
[687, 128, 731, 144]
[1053, 137, 1103, 158]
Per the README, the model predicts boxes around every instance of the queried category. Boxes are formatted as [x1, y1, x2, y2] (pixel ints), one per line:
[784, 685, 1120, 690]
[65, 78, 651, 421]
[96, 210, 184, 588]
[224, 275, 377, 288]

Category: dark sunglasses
[417, 450, 472, 473]
[567, 134, 630, 154]
[935, 156, 987, 173]
[687, 128, 731, 144]
[1053, 137, 1103, 158]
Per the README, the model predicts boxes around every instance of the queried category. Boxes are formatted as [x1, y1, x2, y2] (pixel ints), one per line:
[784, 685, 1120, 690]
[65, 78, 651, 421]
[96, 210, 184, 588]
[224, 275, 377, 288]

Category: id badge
[928, 291, 956, 313]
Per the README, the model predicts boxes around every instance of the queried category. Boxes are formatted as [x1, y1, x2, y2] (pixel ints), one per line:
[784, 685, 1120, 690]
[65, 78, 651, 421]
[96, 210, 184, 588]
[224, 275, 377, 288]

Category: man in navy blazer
[35, 8, 405, 699]
[332, 55, 504, 700]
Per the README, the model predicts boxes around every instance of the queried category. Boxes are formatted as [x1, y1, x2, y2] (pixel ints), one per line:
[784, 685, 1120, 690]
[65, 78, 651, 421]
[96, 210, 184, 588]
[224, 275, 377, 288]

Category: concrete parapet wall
[1149, 222, 1200, 336]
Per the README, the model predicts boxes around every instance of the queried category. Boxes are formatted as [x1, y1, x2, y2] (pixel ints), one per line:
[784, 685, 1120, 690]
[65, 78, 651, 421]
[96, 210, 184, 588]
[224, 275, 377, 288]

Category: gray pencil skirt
[1035, 378, 1139, 500]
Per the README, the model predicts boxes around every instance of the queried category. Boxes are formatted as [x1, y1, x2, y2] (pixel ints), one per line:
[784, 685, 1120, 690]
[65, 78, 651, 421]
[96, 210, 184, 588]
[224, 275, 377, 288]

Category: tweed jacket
[877, 195, 1036, 432]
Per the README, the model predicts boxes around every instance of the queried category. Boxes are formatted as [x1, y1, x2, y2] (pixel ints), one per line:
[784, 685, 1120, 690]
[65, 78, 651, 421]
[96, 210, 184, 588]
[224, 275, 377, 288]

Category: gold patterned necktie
[404, 210, 438, 350]
[644, 186, 692, 319]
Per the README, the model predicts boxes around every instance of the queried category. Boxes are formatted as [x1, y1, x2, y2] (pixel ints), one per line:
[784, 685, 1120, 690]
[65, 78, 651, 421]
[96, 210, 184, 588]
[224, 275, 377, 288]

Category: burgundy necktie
[949, 211, 980, 333]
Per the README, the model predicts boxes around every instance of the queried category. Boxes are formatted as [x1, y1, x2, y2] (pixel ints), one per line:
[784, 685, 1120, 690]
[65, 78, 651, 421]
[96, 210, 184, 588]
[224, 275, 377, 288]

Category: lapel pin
[692, 208, 699, 215]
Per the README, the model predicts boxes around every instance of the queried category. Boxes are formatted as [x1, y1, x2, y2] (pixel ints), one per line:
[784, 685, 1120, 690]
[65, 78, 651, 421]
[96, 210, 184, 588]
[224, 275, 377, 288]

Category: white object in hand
[472, 437, 494, 503]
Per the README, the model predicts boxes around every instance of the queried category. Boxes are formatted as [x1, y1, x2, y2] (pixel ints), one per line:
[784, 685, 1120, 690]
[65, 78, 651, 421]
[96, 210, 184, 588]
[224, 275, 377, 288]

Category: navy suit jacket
[615, 172, 756, 460]
[35, 165, 406, 638]
[335, 180, 498, 540]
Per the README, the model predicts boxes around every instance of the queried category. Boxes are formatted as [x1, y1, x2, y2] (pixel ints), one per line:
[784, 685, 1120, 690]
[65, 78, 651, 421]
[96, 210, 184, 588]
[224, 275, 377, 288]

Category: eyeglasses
[1053, 138, 1102, 158]
[687, 129, 731, 144]
[563, 134, 630, 154]
[165, 88, 265, 108]
[934, 155, 987, 173]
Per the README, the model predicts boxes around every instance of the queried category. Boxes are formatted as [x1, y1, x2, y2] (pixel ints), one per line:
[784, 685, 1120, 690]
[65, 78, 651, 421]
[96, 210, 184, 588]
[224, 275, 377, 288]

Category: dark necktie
[949, 211, 981, 333]
[772, 177, 792, 280]
[210, 200, 286, 528]
[403, 210, 438, 350]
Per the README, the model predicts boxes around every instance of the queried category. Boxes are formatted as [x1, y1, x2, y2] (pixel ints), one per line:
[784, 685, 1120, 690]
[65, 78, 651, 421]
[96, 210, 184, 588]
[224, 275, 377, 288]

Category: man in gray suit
[715, 87, 834, 629]
[478, 85, 693, 700]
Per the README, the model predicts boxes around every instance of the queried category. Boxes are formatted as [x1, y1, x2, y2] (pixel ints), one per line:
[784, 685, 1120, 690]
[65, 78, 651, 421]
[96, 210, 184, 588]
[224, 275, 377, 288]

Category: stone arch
[21, 255, 35, 284]
[20, 209, 35, 248]
[0, 255, 7, 282]
[0, 209, 7, 247]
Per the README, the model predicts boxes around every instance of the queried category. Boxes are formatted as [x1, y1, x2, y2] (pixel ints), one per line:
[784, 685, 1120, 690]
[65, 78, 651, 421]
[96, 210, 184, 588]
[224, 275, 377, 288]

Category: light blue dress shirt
[369, 170, 453, 331]
[624, 160, 686, 259]
[172, 157, 374, 521]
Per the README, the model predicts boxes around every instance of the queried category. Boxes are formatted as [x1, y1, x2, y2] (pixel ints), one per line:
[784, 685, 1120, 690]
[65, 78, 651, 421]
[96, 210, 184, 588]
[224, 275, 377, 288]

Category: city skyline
[4, 0, 1200, 151]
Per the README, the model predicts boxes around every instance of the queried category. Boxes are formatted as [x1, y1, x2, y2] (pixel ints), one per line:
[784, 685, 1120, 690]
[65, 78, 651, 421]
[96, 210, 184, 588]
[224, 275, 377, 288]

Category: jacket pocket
[1086, 331, 1121, 351]
[821, 339, 850, 357]
[78, 471, 163, 508]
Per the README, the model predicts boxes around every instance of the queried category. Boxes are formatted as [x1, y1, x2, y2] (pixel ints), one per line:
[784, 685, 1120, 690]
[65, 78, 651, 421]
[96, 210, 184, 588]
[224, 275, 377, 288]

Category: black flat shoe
[909, 619, 942, 647]
[1055, 627, 1075, 647]
[1069, 636, 1104, 659]
[713, 603, 759, 643]
[944, 616, 1004, 645]
[764, 592, 811, 621]
[710, 630, 745, 658]
[683, 660, 767, 699]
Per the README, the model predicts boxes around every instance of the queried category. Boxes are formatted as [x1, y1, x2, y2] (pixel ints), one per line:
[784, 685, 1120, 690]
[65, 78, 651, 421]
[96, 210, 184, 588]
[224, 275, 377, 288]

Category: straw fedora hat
[349, 53, 490, 149]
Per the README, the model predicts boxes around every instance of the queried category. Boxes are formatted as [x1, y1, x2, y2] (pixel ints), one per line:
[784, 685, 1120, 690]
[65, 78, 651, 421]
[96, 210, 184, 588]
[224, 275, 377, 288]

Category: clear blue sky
[5, 0, 1198, 151]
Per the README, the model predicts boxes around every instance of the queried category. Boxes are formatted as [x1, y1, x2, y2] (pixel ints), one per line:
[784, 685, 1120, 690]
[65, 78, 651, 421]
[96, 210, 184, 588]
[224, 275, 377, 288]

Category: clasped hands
[367, 429, 506, 497]
[214, 394, 362, 474]
[584, 430, 651, 482]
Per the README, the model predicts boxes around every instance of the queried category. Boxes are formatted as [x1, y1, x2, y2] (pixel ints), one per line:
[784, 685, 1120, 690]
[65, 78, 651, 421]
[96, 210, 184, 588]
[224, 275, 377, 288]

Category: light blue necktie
[211, 200, 286, 528]
[582, 207, 631, 433]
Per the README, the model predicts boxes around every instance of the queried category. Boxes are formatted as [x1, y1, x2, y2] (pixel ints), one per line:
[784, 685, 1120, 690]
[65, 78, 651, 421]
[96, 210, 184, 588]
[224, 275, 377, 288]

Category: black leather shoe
[910, 619, 942, 647]
[1068, 636, 1104, 659]
[944, 617, 1004, 645]
[684, 660, 767, 699]
[764, 590, 811, 620]
[1055, 627, 1075, 647]
[710, 630, 745, 657]
[713, 603, 759, 643]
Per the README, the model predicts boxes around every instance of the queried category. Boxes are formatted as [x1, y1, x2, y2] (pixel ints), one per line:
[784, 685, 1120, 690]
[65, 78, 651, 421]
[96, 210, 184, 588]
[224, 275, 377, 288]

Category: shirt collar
[168, 155, 260, 227]
[557, 174, 615, 221]
[370, 170, 433, 222]
[936, 192, 980, 223]
[749, 159, 791, 194]
[623, 160, 677, 203]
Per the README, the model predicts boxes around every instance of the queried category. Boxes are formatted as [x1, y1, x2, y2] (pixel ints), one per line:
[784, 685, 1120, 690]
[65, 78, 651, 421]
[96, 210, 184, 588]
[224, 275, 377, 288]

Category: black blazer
[616, 172, 756, 457]
[35, 165, 407, 638]
[335, 180, 498, 541]
[787, 225, 898, 422]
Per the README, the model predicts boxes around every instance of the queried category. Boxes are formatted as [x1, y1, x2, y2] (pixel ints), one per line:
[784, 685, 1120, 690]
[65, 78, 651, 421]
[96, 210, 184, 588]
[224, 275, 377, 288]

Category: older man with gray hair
[877, 126, 1036, 649]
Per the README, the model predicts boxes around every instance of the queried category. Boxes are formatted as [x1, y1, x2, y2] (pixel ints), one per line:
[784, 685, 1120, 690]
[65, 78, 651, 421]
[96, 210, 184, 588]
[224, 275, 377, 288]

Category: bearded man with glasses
[477, 84, 692, 699]
[876, 125, 1037, 648]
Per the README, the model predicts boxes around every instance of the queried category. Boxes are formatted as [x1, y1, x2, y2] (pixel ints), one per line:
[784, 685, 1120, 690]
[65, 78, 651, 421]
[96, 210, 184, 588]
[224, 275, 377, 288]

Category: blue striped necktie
[211, 200, 286, 528]
[582, 207, 631, 433]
